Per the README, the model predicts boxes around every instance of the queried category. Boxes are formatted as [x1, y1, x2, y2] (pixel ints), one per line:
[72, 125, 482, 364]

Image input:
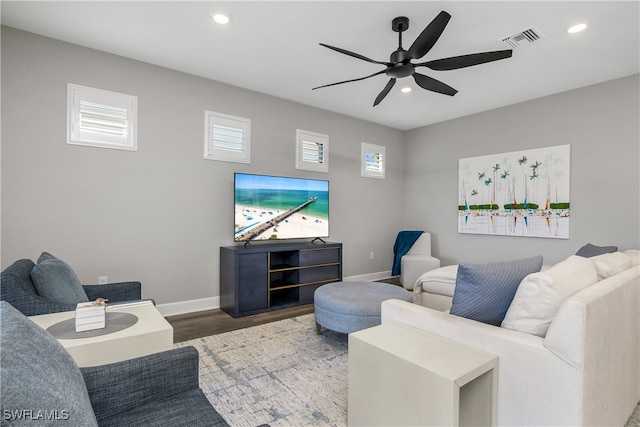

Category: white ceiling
[2, 1, 639, 130]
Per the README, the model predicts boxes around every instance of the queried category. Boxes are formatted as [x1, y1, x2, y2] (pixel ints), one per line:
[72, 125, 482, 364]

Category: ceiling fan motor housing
[390, 49, 412, 64]
[392, 16, 409, 32]
[386, 60, 414, 78]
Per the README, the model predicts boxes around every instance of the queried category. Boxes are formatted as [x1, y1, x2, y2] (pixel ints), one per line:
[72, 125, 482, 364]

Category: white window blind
[211, 124, 244, 152]
[296, 129, 329, 173]
[361, 142, 386, 179]
[67, 84, 137, 151]
[79, 101, 128, 136]
[365, 152, 383, 172]
[302, 140, 325, 163]
[204, 111, 251, 164]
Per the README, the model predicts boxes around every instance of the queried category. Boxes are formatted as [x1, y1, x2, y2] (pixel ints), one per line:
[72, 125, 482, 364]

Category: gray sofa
[0, 301, 229, 426]
[1, 258, 142, 316]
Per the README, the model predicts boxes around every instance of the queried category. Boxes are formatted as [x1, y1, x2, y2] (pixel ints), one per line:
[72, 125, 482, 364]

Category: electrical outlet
[98, 276, 108, 284]
[369, 251, 375, 260]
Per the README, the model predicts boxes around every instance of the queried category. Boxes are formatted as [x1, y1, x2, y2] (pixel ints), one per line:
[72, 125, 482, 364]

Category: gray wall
[3, 26, 639, 309]
[1, 27, 406, 305]
[404, 74, 640, 266]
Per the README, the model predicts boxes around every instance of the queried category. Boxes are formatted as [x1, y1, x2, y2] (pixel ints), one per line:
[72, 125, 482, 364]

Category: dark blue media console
[220, 242, 343, 317]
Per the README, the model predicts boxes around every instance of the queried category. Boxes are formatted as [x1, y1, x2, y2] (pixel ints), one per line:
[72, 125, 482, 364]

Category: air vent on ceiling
[501, 27, 544, 48]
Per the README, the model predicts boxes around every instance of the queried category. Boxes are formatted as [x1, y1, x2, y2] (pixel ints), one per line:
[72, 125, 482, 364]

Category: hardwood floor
[166, 277, 400, 343]
[166, 304, 315, 343]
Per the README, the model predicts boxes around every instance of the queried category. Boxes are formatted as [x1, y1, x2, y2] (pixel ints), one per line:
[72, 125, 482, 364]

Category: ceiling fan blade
[408, 11, 451, 60]
[373, 78, 396, 107]
[319, 43, 389, 66]
[312, 69, 387, 90]
[413, 73, 457, 96]
[416, 50, 513, 70]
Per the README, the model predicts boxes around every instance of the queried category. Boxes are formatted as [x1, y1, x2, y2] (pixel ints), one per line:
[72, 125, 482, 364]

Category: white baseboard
[343, 270, 394, 282]
[156, 271, 394, 317]
[157, 297, 220, 317]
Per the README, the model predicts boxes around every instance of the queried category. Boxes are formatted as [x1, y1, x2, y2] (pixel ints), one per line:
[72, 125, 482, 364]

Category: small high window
[296, 129, 328, 173]
[204, 111, 251, 164]
[361, 142, 386, 179]
[67, 84, 137, 151]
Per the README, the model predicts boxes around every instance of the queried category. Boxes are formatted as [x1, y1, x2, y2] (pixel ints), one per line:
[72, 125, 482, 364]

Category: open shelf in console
[269, 250, 298, 270]
[269, 287, 299, 308]
[269, 270, 299, 290]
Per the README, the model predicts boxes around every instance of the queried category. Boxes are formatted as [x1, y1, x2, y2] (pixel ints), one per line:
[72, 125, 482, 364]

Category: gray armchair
[0, 301, 229, 426]
[1, 258, 143, 316]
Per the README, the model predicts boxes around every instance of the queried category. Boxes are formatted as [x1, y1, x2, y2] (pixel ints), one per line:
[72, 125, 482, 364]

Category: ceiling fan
[313, 11, 513, 107]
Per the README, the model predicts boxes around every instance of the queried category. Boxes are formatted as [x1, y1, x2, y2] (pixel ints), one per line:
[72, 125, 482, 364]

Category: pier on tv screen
[234, 173, 329, 242]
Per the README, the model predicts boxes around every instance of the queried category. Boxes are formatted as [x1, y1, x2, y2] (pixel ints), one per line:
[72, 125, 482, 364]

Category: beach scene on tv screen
[234, 174, 329, 241]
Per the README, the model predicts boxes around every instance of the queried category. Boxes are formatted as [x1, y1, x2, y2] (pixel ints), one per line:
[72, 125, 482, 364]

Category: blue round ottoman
[314, 281, 412, 334]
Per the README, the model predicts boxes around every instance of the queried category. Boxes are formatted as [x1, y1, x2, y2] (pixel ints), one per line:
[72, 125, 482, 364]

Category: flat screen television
[234, 173, 329, 242]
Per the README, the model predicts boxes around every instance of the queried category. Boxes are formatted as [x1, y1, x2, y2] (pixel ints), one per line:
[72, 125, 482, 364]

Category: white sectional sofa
[382, 250, 640, 426]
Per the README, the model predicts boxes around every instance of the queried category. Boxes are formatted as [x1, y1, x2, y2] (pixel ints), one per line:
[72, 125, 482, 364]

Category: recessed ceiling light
[400, 87, 412, 94]
[212, 11, 232, 25]
[567, 23, 587, 34]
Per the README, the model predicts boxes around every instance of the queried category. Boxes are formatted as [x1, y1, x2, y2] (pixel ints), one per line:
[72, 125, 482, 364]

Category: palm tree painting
[458, 144, 570, 239]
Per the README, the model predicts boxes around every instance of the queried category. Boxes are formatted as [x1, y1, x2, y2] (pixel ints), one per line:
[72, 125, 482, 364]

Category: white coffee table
[29, 301, 173, 367]
[348, 322, 498, 427]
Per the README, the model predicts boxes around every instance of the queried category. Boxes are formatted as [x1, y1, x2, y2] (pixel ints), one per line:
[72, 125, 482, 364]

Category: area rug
[175, 314, 347, 427]
[176, 313, 640, 427]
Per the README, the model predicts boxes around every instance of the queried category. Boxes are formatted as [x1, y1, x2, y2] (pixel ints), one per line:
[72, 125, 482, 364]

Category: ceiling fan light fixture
[567, 23, 587, 34]
[211, 11, 232, 25]
[401, 86, 412, 93]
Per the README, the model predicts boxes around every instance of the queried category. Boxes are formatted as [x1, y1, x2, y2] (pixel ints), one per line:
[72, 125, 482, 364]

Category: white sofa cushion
[502, 255, 599, 337]
[624, 249, 640, 266]
[413, 265, 458, 295]
[590, 251, 633, 279]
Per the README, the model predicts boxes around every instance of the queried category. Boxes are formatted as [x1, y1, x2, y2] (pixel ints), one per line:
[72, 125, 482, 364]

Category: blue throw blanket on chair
[391, 231, 424, 276]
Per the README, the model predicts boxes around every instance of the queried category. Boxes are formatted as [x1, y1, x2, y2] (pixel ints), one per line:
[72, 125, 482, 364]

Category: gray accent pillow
[0, 301, 98, 426]
[30, 252, 89, 304]
[450, 255, 543, 326]
[575, 243, 617, 258]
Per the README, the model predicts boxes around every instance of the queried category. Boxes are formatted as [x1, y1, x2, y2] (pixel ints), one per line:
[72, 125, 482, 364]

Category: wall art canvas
[458, 144, 570, 239]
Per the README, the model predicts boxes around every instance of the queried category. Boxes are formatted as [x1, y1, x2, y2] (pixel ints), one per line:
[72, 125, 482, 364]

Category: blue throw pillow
[31, 252, 89, 304]
[450, 256, 543, 326]
[575, 243, 617, 258]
